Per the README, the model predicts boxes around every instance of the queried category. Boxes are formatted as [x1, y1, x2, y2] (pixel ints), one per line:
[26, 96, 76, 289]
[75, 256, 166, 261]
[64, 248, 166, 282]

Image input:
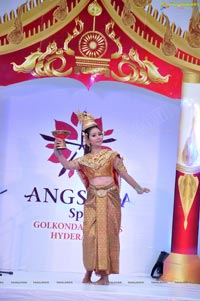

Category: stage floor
[0, 271, 200, 301]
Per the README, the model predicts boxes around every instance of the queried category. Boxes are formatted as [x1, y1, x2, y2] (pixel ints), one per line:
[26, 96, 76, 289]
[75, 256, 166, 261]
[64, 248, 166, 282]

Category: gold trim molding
[176, 163, 200, 174]
[160, 253, 200, 284]
[183, 70, 200, 83]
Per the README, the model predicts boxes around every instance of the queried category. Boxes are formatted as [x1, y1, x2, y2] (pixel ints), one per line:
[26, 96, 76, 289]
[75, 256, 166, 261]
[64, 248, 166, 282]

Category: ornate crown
[77, 111, 97, 132]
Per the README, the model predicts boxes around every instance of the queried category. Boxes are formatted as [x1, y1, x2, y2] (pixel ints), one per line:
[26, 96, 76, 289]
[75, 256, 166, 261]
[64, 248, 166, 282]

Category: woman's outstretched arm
[114, 156, 150, 194]
[54, 138, 79, 170]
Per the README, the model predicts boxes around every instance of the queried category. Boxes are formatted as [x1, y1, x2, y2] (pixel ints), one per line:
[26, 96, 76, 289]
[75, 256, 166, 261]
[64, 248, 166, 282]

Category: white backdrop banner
[0, 78, 189, 275]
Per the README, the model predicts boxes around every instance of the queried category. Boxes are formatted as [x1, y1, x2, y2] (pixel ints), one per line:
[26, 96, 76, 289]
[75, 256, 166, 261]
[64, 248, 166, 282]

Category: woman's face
[88, 127, 103, 147]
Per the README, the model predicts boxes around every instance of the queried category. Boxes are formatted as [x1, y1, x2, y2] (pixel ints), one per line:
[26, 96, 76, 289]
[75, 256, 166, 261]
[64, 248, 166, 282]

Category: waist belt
[89, 185, 117, 198]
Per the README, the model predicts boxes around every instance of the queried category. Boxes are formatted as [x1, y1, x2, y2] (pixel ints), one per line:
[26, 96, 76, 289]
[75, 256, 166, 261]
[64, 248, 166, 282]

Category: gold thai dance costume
[75, 148, 127, 275]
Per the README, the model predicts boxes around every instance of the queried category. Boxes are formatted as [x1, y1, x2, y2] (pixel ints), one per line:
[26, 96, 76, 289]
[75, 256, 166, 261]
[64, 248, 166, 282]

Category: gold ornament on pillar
[179, 115, 199, 229]
[178, 174, 199, 230]
[182, 117, 198, 166]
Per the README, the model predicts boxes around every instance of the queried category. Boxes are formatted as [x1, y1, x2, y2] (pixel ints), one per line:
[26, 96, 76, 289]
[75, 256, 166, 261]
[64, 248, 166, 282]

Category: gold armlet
[115, 157, 127, 173]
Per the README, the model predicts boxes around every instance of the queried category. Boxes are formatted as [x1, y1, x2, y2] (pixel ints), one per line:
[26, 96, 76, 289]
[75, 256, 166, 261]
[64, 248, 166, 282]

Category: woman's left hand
[137, 187, 150, 194]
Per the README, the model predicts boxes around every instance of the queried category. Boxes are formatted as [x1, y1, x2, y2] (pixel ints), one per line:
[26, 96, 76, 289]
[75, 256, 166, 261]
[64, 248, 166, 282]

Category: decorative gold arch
[0, 0, 199, 95]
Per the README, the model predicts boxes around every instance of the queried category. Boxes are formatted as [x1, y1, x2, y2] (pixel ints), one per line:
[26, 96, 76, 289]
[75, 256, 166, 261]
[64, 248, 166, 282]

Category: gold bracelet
[135, 185, 142, 193]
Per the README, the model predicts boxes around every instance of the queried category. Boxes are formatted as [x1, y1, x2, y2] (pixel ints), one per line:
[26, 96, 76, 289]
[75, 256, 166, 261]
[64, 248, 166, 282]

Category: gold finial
[88, 0, 102, 17]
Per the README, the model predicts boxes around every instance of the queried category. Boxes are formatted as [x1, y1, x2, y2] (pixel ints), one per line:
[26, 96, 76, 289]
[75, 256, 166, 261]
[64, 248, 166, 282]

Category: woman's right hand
[54, 138, 63, 150]
[54, 138, 63, 157]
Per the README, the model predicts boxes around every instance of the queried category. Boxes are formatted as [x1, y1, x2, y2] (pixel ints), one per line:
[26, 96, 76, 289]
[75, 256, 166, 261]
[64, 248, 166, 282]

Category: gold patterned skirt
[82, 183, 121, 275]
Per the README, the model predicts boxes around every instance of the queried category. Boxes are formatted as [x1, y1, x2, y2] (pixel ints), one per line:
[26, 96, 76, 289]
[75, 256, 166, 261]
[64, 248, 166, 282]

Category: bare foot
[82, 277, 91, 283]
[94, 275, 109, 285]
[82, 271, 92, 284]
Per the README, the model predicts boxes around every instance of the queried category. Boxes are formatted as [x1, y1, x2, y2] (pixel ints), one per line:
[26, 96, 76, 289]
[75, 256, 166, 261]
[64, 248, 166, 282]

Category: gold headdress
[77, 111, 97, 132]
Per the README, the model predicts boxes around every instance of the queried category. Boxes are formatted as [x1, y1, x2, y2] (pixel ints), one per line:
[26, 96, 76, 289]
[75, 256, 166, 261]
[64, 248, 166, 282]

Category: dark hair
[83, 125, 100, 155]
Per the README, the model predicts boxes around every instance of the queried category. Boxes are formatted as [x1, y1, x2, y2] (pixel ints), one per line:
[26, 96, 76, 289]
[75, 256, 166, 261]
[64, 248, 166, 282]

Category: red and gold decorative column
[160, 71, 200, 283]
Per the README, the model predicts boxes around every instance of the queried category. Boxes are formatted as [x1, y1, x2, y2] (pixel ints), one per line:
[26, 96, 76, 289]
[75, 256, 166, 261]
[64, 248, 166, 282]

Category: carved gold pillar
[160, 70, 200, 283]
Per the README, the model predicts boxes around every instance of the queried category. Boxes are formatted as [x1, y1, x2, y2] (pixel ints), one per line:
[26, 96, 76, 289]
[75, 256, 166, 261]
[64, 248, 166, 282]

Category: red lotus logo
[40, 112, 116, 178]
